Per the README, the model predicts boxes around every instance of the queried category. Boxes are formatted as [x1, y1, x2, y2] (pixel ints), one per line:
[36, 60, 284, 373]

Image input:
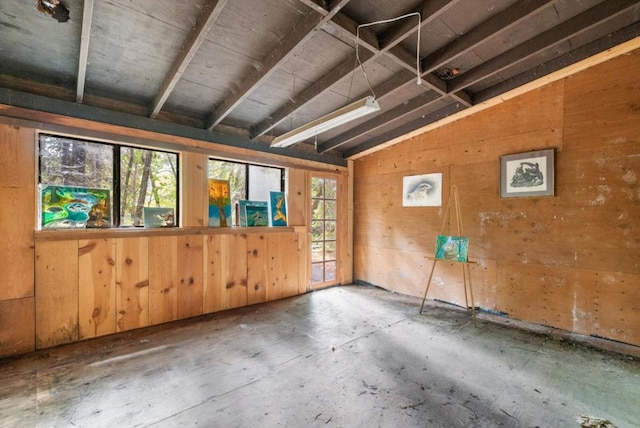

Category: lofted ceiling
[1, 0, 639, 164]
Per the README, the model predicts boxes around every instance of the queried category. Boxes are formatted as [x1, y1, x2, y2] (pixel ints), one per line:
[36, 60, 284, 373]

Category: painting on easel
[435, 235, 469, 263]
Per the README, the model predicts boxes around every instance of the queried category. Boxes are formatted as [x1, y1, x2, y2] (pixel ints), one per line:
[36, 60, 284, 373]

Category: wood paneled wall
[354, 49, 640, 346]
[34, 231, 302, 348]
[0, 117, 350, 357]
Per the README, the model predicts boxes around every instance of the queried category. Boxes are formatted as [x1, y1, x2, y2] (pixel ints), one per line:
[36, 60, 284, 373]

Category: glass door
[310, 176, 338, 287]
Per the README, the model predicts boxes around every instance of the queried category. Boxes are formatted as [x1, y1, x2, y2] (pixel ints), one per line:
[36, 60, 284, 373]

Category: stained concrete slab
[0, 285, 638, 427]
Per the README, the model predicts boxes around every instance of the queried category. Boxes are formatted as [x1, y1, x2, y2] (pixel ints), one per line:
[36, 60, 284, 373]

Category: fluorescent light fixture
[270, 96, 381, 148]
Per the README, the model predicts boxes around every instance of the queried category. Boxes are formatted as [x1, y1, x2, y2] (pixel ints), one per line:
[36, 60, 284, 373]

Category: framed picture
[500, 149, 554, 198]
[208, 179, 232, 227]
[269, 191, 287, 226]
[402, 173, 442, 207]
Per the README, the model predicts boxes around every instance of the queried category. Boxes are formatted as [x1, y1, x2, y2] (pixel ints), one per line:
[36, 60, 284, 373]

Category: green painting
[435, 235, 469, 263]
[41, 185, 111, 229]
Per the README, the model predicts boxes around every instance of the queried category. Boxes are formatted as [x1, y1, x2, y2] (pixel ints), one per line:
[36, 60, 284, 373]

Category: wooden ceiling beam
[422, 0, 555, 73]
[76, 0, 95, 103]
[251, 0, 456, 138]
[447, 0, 640, 93]
[379, 0, 459, 51]
[150, 0, 229, 119]
[206, 0, 354, 130]
[343, 101, 466, 157]
[318, 90, 441, 152]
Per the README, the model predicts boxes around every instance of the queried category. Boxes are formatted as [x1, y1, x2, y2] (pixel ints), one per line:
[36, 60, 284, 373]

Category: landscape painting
[208, 179, 231, 227]
[239, 200, 268, 227]
[403, 173, 442, 207]
[40, 185, 111, 229]
[245, 204, 269, 227]
[269, 191, 288, 226]
[143, 207, 175, 228]
[434, 235, 469, 263]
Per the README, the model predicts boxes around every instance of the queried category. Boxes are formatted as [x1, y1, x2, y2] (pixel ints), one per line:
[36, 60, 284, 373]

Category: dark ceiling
[1, 0, 639, 163]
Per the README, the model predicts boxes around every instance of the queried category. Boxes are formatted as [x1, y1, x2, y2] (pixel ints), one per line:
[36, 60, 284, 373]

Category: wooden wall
[354, 49, 640, 347]
[0, 114, 350, 357]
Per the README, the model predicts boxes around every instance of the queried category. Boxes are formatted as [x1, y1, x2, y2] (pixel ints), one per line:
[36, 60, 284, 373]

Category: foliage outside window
[208, 159, 284, 226]
[311, 177, 337, 284]
[39, 134, 178, 228]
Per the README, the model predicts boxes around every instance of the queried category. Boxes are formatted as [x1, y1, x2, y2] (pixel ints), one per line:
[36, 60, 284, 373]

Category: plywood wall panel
[564, 50, 640, 150]
[452, 82, 564, 144]
[177, 235, 203, 319]
[35, 241, 79, 348]
[247, 233, 267, 305]
[0, 297, 34, 357]
[221, 234, 248, 309]
[376, 146, 452, 175]
[149, 236, 178, 324]
[287, 168, 307, 226]
[116, 238, 149, 332]
[0, 187, 34, 300]
[78, 239, 116, 339]
[203, 234, 224, 313]
[296, 231, 309, 294]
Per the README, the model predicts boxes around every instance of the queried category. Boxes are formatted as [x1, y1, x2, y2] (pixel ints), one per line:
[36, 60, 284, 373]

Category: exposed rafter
[206, 0, 355, 130]
[251, 0, 455, 138]
[150, 0, 229, 118]
[76, 0, 95, 103]
[448, 0, 640, 93]
[318, 91, 442, 153]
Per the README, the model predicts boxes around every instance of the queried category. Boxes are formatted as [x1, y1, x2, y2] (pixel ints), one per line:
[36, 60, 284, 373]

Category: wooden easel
[419, 185, 476, 325]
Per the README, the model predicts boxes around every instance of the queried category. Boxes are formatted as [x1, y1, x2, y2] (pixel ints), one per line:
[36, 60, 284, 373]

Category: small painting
[269, 191, 287, 226]
[143, 207, 175, 228]
[245, 204, 269, 227]
[500, 149, 554, 198]
[40, 185, 111, 229]
[435, 235, 469, 263]
[403, 173, 442, 207]
[239, 200, 268, 227]
[208, 179, 231, 227]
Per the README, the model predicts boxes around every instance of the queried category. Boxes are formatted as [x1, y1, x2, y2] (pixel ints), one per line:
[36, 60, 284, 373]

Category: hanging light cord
[353, 12, 423, 101]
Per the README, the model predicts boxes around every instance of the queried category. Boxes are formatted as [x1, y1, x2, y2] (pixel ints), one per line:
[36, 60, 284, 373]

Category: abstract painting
[143, 207, 175, 228]
[269, 191, 287, 226]
[40, 185, 111, 229]
[403, 173, 442, 207]
[434, 235, 469, 263]
[208, 179, 231, 227]
[500, 149, 554, 198]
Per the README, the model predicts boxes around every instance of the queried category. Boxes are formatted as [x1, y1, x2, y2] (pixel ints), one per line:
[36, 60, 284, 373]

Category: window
[39, 134, 178, 228]
[311, 176, 338, 285]
[208, 159, 284, 226]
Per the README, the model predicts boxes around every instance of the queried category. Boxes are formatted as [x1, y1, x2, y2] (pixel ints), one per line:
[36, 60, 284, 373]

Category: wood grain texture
[181, 152, 207, 227]
[0, 187, 35, 300]
[266, 233, 299, 301]
[116, 238, 149, 332]
[286, 168, 307, 226]
[149, 236, 178, 324]
[35, 241, 79, 349]
[177, 235, 204, 319]
[0, 124, 35, 188]
[203, 234, 224, 313]
[221, 234, 248, 309]
[78, 239, 116, 339]
[0, 297, 34, 357]
[354, 51, 640, 346]
[246, 233, 267, 305]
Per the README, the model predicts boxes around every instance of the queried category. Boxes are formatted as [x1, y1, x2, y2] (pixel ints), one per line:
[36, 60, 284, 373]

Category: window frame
[37, 132, 180, 229]
[208, 157, 285, 226]
[310, 173, 340, 287]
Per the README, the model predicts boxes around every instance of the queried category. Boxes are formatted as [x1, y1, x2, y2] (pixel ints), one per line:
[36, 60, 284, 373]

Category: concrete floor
[1, 285, 639, 428]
